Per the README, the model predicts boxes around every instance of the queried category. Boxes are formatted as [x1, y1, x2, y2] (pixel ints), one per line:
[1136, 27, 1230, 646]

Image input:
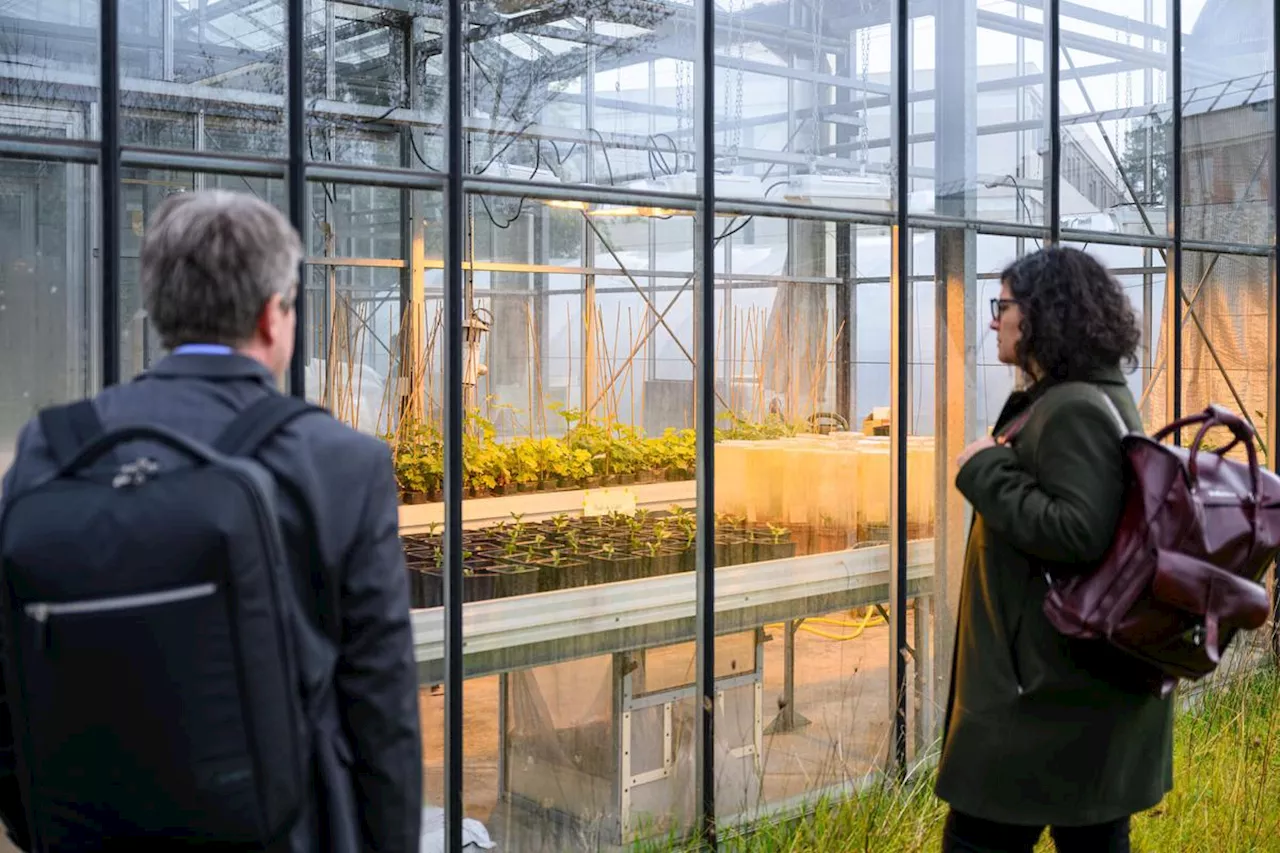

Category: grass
[646, 663, 1280, 853]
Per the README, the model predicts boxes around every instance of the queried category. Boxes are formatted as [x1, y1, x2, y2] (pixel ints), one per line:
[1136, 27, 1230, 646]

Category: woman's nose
[990, 317, 1000, 332]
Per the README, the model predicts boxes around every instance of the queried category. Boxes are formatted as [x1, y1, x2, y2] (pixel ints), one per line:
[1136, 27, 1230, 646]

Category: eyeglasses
[990, 298, 1018, 321]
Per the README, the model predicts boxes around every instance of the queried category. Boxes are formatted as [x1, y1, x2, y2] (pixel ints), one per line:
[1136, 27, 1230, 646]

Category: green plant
[391, 410, 813, 500]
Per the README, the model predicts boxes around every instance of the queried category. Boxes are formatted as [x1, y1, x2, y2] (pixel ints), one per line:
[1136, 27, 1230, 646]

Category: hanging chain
[859, 20, 871, 174]
[676, 22, 688, 171]
[730, 0, 746, 170]
[722, 0, 734, 166]
[808, 0, 824, 170]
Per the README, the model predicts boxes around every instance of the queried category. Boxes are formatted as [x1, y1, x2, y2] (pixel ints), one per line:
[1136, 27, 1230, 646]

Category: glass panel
[402, 190, 702, 849]
[305, 2, 443, 168]
[918, 234, 1168, 763]
[1058, 2, 1172, 238]
[712, 213, 895, 821]
[911, 231, 1027, 761]
[0, 3, 97, 139]
[121, 0, 285, 150]
[1179, 251, 1270, 462]
[0, 157, 97, 472]
[908, 1, 1048, 225]
[1180, 0, 1274, 247]
[1063, 241, 1169, 432]
[712, 1, 894, 213]
[119, 170, 287, 379]
[462, 0, 695, 194]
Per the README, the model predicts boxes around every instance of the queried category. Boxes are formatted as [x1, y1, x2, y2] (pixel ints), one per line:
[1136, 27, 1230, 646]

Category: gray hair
[140, 190, 302, 349]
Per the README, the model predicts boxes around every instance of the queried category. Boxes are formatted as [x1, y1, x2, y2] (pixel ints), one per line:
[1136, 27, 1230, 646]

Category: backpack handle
[57, 423, 225, 477]
[1166, 406, 1261, 502]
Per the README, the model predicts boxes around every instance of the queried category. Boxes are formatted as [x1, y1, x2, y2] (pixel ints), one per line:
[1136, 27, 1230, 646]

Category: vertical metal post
[834, 41, 853, 426]
[1270, 0, 1279, 656]
[694, 0, 717, 843]
[287, 0, 306, 397]
[1142, 0, 1155, 385]
[399, 22, 415, 421]
[887, 0, 909, 777]
[583, 16, 598, 416]
[162, 0, 175, 82]
[1046, 0, 1060, 242]
[444, 1, 466, 851]
[101, 0, 120, 386]
[1168, 0, 1183, 442]
[835, 225, 852, 425]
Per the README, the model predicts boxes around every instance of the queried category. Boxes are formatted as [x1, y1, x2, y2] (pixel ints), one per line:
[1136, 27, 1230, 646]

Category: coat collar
[993, 365, 1128, 433]
[141, 351, 278, 385]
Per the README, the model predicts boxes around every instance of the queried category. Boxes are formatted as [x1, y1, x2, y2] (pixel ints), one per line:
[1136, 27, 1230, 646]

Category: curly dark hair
[1001, 246, 1140, 382]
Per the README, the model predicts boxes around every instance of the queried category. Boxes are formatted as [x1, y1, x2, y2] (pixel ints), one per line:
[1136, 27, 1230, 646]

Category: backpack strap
[998, 383, 1132, 447]
[214, 394, 342, 645]
[1085, 385, 1131, 438]
[38, 400, 107, 469]
[213, 394, 326, 458]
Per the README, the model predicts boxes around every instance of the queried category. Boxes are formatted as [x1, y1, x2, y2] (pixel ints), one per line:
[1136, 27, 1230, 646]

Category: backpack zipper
[25, 583, 217, 649]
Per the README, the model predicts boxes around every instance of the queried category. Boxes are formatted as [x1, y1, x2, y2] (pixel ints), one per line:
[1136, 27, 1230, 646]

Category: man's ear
[257, 292, 287, 345]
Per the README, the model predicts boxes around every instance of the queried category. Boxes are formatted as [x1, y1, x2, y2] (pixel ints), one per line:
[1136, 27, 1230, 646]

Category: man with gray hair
[0, 190, 422, 852]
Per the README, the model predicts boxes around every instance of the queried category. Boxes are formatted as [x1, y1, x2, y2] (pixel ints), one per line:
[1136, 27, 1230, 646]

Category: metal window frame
[1169, 0, 1184, 444]
[695, 0, 718, 846]
[443, 3, 466, 852]
[888, 0, 910, 779]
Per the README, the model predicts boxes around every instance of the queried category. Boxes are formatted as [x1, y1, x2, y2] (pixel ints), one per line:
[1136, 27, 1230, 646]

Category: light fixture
[783, 172, 892, 211]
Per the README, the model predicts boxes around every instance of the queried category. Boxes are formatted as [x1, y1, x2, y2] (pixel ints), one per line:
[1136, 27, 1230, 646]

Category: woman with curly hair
[933, 247, 1173, 853]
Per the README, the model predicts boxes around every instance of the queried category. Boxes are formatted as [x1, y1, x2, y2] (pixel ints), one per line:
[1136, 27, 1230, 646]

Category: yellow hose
[765, 606, 886, 642]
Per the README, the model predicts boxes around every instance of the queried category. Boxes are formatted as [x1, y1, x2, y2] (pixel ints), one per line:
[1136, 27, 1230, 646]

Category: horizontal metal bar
[121, 146, 287, 178]
[714, 198, 895, 227]
[464, 174, 700, 211]
[1178, 239, 1275, 258]
[629, 670, 762, 711]
[1059, 226, 1172, 249]
[907, 213, 1049, 240]
[410, 542, 936, 682]
[0, 135, 100, 164]
[305, 256, 407, 268]
[307, 162, 445, 191]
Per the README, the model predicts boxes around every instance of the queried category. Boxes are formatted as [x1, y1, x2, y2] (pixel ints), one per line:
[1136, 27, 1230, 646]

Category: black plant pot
[419, 569, 499, 608]
[587, 552, 643, 585]
[751, 539, 796, 564]
[489, 562, 540, 598]
[405, 567, 430, 608]
[532, 556, 588, 592]
[639, 549, 684, 578]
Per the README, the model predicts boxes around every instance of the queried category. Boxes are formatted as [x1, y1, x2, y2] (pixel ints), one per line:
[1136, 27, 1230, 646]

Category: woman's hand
[956, 435, 997, 470]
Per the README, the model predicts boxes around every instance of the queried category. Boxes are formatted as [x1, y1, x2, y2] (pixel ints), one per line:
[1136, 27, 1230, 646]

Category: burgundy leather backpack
[1015, 394, 1279, 698]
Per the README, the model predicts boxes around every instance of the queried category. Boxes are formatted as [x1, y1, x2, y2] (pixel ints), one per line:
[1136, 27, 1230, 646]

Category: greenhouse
[0, 0, 1275, 848]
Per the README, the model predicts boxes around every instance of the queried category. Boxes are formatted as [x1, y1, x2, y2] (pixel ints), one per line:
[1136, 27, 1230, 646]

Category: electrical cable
[588, 127, 615, 185]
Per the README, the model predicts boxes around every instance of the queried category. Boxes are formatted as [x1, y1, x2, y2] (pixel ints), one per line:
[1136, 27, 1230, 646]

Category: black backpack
[0, 393, 331, 851]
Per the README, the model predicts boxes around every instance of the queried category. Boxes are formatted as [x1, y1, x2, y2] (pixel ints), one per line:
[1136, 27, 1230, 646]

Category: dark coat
[0, 353, 423, 853]
[933, 367, 1174, 827]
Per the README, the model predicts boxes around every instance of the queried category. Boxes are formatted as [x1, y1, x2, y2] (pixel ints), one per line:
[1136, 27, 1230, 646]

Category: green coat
[934, 368, 1174, 827]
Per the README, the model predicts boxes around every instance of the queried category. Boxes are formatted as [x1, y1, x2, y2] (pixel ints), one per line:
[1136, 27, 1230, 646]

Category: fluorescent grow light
[783, 173, 892, 211]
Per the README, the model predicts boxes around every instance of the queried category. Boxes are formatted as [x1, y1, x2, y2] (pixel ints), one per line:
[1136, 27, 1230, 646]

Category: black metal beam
[1169, 0, 1183, 443]
[1047, 0, 1061, 243]
[287, 0, 306, 397]
[889, 0, 909, 777]
[1272, 0, 1280, 657]
[102, 0, 121, 387]
[443, 1, 466, 852]
[694, 0, 716, 843]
